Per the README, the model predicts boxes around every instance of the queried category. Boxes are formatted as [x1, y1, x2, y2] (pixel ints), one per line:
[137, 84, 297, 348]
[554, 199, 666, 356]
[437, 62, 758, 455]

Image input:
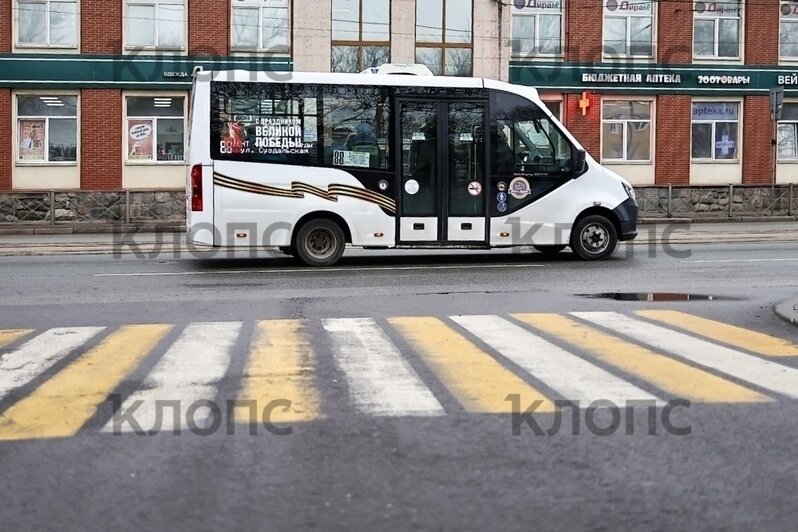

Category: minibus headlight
[623, 183, 636, 202]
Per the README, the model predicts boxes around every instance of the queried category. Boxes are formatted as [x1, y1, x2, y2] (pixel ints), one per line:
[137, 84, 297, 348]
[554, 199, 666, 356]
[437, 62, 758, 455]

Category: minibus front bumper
[613, 197, 639, 241]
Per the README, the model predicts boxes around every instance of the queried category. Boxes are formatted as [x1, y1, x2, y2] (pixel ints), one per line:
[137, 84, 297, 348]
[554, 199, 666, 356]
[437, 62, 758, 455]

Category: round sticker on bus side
[467, 181, 482, 197]
[378, 180, 389, 191]
[404, 179, 420, 195]
[497, 181, 507, 192]
[496, 192, 508, 203]
[497, 202, 508, 213]
[509, 177, 531, 200]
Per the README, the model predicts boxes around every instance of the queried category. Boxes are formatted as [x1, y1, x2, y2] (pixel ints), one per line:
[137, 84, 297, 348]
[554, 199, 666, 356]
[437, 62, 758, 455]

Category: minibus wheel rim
[306, 228, 337, 259]
[581, 223, 609, 254]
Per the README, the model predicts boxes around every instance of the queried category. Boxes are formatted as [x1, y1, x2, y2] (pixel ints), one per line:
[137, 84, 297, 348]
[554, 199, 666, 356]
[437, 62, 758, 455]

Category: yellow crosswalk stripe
[636, 310, 798, 357]
[388, 317, 555, 413]
[234, 320, 320, 424]
[514, 313, 770, 404]
[0, 324, 171, 441]
[0, 329, 33, 349]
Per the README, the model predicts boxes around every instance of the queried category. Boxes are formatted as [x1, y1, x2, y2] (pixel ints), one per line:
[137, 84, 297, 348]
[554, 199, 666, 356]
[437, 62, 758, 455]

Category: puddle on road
[578, 292, 743, 302]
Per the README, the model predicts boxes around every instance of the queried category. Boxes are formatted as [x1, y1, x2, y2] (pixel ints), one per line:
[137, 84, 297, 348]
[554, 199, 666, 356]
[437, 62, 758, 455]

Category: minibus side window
[490, 90, 575, 211]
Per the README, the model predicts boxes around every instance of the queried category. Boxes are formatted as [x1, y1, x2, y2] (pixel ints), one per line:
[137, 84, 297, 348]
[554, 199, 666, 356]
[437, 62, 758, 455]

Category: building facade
[0, 0, 797, 192]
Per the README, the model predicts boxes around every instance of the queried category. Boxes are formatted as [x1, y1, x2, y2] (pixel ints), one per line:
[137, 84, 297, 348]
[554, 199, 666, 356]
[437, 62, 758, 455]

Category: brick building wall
[565, 1, 602, 63]
[657, 0, 692, 64]
[80, 90, 122, 190]
[0, 0, 10, 53]
[564, 92, 601, 159]
[81, 0, 122, 54]
[655, 96, 691, 185]
[189, 0, 229, 56]
[742, 96, 774, 185]
[745, 1, 779, 65]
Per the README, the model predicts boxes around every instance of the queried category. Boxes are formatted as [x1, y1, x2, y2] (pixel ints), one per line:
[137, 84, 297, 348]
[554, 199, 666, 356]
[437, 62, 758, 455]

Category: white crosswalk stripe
[0, 327, 105, 401]
[451, 315, 663, 405]
[103, 322, 241, 433]
[573, 312, 798, 399]
[322, 318, 445, 416]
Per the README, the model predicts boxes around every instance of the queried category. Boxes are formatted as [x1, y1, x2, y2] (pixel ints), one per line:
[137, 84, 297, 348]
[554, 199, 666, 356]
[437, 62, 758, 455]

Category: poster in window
[219, 116, 312, 156]
[19, 120, 45, 161]
[128, 119, 154, 160]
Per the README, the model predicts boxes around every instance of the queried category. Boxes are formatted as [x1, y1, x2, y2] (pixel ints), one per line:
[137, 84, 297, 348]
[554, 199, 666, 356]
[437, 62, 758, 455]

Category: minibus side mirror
[574, 148, 587, 175]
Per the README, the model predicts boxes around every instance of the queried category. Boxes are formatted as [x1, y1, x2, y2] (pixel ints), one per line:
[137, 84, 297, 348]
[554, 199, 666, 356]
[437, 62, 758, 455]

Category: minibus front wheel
[570, 215, 618, 261]
[294, 218, 346, 267]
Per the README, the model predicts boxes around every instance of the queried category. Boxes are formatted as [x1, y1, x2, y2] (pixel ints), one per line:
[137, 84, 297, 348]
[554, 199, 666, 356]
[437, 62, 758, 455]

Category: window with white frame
[126, 0, 185, 49]
[511, 0, 563, 58]
[231, 0, 291, 53]
[16, 0, 78, 47]
[691, 102, 739, 161]
[17, 95, 78, 163]
[777, 103, 798, 160]
[693, 0, 741, 59]
[780, 1, 798, 59]
[126, 96, 185, 163]
[601, 100, 652, 162]
[416, 0, 473, 76]
[603, 0, 654, 57]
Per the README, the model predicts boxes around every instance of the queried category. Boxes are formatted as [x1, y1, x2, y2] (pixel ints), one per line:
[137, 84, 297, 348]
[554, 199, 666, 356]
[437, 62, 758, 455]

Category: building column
[189, 0, 229, 56]
[472, 0, 500, 79]
[742, 96, 774, 185]
[565, 1, 602, 63]
[564, 92, 600, 160]
[81, 0, 122, 54]
[293, 0, 332, 72]
[655, 96, 691, 185]
[391, 0, 415, 64]
[745, 0, 779, 64]
[0, 90, 10, 191]
[81, 90, 123, 190]
[656, 0, 692, 64]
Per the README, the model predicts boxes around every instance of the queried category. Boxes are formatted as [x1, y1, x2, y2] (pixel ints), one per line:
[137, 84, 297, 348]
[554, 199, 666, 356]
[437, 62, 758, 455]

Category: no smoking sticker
[467, 181, 482, 197]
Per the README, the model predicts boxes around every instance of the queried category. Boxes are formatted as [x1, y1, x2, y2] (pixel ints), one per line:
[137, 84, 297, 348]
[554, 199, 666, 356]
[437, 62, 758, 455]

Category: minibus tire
[571, 215, 618, 261]
[533, 245, 567, 257]
[294, 219, 346, 267]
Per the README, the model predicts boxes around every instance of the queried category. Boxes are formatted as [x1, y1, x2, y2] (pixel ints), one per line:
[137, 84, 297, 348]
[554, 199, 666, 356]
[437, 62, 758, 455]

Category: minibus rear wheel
[294, 218, 346, 267]
[570, 215, 618, 261]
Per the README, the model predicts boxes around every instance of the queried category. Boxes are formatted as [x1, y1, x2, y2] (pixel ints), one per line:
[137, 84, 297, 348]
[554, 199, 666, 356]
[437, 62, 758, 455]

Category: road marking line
[235, 320, 320, 424]
[322, 318, 444, 417]
[680, 258, 798, 264]
[0, 329, 34, 349]
[93, 263, 546, 278]
[0, 325, 170, 441]
[637, 310, 798, 357]
[449, 314, 662, 405]
[0, 327, 105, 402]
[389, 317, 555, 414]
[521, 314, 769, 403]
[103, 322, 241, 433]
[573, 312, 798, 399]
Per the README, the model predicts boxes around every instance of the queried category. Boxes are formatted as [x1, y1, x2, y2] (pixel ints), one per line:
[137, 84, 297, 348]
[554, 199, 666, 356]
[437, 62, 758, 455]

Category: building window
[693, 0, 741, 59]
[777, 103, 798, 160]
[511, 0, 563, 57]
[603, 0, 654, 57]
[331, 0, 390, 72]
[16, 0, 78, 47]
[780, 1, 798, 59]
[691, 102, 739, 161]
[17, 95, 78, 163]
[416, 0, 473, 76]
[231, 0, 291, 53]
[126, 96, 185, 163]
[126, 0, 185, 49]
[601, 100, 652, 162]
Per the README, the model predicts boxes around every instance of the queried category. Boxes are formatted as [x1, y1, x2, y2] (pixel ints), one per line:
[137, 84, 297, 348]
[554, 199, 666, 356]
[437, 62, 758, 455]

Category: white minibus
[187, 70, 638, 266]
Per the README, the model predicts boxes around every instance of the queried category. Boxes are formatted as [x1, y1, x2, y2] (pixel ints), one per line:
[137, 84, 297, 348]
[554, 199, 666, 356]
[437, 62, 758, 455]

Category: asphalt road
[0, 236, 797, 531]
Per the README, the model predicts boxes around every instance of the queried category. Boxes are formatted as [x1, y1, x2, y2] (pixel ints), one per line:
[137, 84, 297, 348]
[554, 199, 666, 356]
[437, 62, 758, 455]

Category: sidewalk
[0, 221, 797, 257]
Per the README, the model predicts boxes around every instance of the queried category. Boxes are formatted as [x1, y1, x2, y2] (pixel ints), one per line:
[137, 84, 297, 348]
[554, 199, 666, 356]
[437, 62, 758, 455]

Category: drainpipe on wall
[495, 0, 503, 81]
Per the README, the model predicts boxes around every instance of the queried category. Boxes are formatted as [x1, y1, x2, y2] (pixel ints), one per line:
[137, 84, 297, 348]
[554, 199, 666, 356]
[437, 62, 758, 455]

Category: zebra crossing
[0, 310, 796, 441]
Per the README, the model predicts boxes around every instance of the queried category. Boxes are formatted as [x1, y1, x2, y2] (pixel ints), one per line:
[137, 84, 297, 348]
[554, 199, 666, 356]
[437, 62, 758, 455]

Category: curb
[774, 298, 798, 327]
